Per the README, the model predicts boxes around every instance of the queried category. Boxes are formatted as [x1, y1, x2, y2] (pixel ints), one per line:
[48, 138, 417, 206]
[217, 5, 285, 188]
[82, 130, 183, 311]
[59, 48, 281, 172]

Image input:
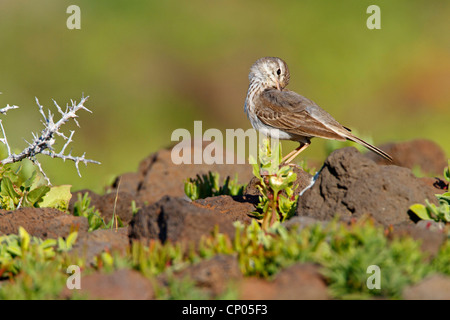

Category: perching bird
[244, 57, 392, 163]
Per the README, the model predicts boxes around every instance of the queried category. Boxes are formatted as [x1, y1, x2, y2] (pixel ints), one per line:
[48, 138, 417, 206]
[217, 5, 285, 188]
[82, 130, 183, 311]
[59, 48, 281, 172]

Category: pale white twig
[0, 119, 11, 156]
[0, 102, 19, 156]
[0, 95, 100, 185]
[0, 104, 19, 115]
[30, 157, 51, 185]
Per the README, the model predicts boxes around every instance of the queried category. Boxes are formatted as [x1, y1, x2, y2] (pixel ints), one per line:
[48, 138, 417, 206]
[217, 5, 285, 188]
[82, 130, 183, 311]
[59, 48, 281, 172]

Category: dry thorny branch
[0, 95, 100, 184]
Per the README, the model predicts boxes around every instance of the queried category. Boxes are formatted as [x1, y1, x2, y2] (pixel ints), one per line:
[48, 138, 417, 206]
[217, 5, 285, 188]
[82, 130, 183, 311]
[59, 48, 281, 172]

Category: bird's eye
[276, 69, 281, 76]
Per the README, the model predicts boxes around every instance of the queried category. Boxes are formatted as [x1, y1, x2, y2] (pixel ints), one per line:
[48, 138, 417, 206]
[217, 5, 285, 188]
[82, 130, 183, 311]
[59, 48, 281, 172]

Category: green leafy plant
[71, 192, 106, 231]
[445, 161, 450, 182]
[297, 159, 317, 176]
[105, 215, 124, 230]
[40, 185, 72, 211]
[71, 192, 124, 232]
[92, 250, 123, 272]
[0, 164, 72, 211]
[320, 219, 429, 299]
[228, 220, 327, 277]
[432, 240, 450, 276]
[0, 256, 68, 300]
[130, 239, 186, 277]
[0, 227, 82, 299]
[409, 199, 450, 223]
[0, 226, 78, 279]
[438, 161, 450, 203]
[56, 231, 78, 253]
[131, 200, 140, 216]
[0, 166, 50, 209]
[184, 172, 245, 201]
[410, 160, 450, 224]
[250, 138, 298, 230]
[198, 218, 435, 299]
[162, 275, 210, 300]
[1, 215, 446, 300]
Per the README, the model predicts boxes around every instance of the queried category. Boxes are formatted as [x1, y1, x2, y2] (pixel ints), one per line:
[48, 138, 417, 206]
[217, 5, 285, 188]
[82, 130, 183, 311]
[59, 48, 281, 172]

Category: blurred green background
[0, 0, 449, 194]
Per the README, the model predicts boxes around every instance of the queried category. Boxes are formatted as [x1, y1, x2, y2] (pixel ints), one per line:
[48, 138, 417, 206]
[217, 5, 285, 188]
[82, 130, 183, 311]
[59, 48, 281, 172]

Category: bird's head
[248, 57, 290, 90]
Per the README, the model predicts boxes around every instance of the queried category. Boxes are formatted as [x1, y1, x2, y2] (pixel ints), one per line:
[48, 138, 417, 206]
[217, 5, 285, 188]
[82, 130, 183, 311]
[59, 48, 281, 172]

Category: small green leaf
[39, 185, 71, 210]
[40, 238, 57, 249]
[43, 247, 56, 259]
[66, 231, 78, 248]
[212, 172, 220, 193]
[57, 237, 67, 251]
[6, 244, 22, 257]
[18, 226, 31, 252]
[100, 251, 114, 266]
[249, 155, 261, 179]
[184, 180, 198, 201]
[437, 192, 450, 205]
[444, 162, 450, 182]
[409, 204, 433, 221]
[1, 177, 20, 200]
[26, 185, 51, 207]
[184, 181, 192, 199]
[440, 203, 450, 222]
[425, 200, 439, 217]
[22, 170, 38, 189]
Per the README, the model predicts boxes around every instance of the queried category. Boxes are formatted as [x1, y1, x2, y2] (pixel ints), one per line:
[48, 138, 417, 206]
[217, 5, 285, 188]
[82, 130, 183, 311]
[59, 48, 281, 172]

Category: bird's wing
[255, 89, 348, 140]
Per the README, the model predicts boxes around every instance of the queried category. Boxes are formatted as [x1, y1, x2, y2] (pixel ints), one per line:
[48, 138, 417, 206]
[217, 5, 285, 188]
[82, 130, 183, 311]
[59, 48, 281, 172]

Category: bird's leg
[283, 142, 310, 164]
[281, 143, 303, 163]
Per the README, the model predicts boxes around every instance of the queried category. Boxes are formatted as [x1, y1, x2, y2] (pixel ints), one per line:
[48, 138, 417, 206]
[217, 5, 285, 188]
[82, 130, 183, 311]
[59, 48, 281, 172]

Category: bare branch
[31, 157, 51, 185]
[0, 95, 100, 184]
[0, 104, 19, 115]
[0, 119, 11, 156]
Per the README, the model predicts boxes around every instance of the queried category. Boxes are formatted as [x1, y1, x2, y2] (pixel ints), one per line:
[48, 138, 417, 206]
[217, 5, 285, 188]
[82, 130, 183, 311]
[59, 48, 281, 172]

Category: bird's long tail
[346, 134, 393, 162]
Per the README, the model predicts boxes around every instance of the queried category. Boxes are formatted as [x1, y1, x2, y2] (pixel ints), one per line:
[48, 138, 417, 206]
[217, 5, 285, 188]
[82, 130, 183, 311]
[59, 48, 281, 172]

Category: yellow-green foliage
[0, 227, 80, 299]
[0, 164, 71, 211]
[184, 172, 245, 201]
[1, 218, 449, 300]
[250, 139, 298, 229]
[410, 160, 450, 223]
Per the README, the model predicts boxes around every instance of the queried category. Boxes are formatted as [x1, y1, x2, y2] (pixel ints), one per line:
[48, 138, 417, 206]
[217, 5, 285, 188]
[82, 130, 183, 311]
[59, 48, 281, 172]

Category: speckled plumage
[244, 57, 392, 163]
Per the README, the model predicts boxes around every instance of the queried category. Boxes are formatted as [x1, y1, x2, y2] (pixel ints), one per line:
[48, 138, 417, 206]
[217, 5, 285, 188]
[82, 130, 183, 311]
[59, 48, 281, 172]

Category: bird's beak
[275, 79, 281, 91]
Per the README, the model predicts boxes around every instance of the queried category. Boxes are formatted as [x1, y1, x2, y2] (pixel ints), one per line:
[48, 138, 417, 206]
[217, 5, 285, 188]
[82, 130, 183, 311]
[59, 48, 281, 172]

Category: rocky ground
[0, 138, 449, 300]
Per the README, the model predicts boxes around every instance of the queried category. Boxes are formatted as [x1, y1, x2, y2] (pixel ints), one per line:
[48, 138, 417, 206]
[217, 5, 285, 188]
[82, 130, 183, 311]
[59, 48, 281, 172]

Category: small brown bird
[244, 57, 392, 163]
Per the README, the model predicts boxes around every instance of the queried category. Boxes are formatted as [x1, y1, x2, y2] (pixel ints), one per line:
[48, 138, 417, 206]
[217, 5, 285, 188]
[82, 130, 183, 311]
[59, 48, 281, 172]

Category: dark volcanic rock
[193, 195, 254, 224]
[70, 190, 138, 225]
[164, 254, 242, 297]
[0, 207, 89, 239]
[72, 227, 130, 264]
[365, 139, 447, 175]
[128, 196, 240, 245]
[110, 142, 254, 206]
[93, 191, 136, 225]
[388, 225, 446, 259]
[282, 216, 327, 231]
[71, 142, 254, 225]
[239, 263, 329, 300]
[419, 177, 448, 193]
[110, 172, 142, 197]
[402, 274, 450, 300]
[61, 269, 154, 300]
[297, 147, 439, 226]
[69, 189, 102, 212]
